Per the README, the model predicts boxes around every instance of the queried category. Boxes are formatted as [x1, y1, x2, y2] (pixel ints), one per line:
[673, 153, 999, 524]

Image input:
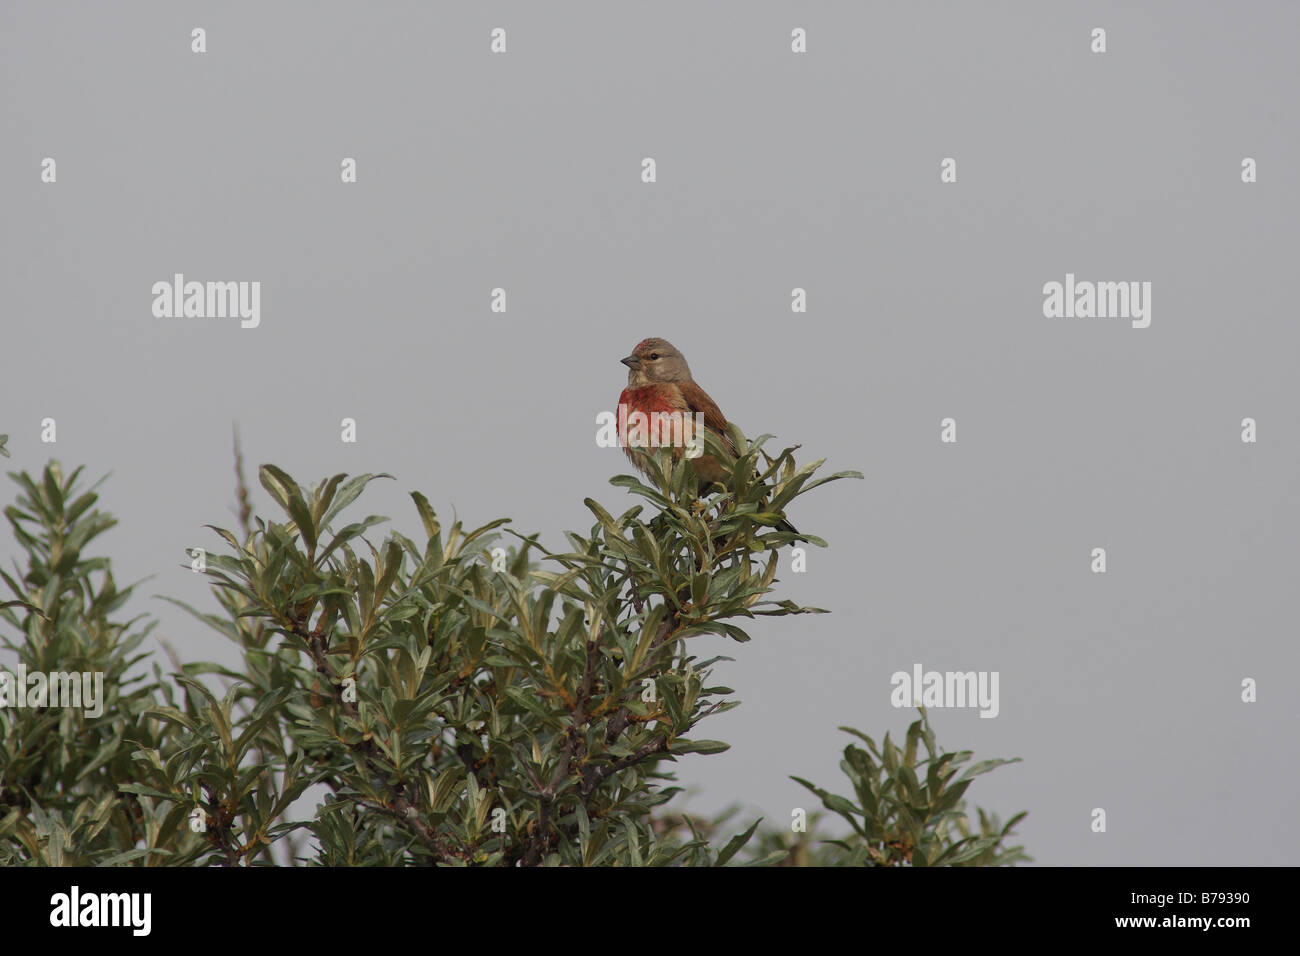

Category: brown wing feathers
[677, 380, 736, 454]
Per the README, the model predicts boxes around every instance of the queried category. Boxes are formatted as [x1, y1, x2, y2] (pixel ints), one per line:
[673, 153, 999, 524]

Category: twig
[232, 425, 253, 542]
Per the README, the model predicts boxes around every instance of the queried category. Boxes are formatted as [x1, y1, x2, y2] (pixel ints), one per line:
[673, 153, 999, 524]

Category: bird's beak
[620, 354, 641, 369]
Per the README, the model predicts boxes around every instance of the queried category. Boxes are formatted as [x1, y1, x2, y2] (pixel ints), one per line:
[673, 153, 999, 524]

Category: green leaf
[142, 706, 202, 734]
[373, 540, 403, 610]
[503, 686, 557, 721]
[317, 515, 389, 566]
[958, 757, 1022, 781]
[257, 464, 295, 513]
[311, 474, 347, 531]
[319, 473, 393, 529]
[608, 475, 672, 509]
[670, 739, 729, 755]
[583, 498, 624, 540]
[714, 818, 761, 866]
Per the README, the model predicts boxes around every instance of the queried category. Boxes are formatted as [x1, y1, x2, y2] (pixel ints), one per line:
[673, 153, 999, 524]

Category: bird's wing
[677, 381, 737, 454]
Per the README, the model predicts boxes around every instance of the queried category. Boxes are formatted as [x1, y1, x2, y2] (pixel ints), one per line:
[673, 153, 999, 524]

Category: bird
[615, 337, 800, 536]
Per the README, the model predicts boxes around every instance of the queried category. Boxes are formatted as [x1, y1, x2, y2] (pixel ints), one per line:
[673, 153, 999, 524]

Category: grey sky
[2, 1, 1297, 864]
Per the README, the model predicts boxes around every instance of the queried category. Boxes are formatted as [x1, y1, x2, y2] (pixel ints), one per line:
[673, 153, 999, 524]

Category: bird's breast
[616, 385, 698, 451]
[618, 385, 684, 414]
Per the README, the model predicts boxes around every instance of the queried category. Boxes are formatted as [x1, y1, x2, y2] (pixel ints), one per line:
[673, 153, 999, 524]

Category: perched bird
[616, 337, 732, 485]
[615, 337, 800, 536]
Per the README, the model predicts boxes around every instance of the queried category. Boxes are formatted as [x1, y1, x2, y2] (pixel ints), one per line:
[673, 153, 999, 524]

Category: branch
[288, 617, 464, 863]
[581, 734, 672, 796]
[605, 593, 683, 744]
[522, 630, 604, 866]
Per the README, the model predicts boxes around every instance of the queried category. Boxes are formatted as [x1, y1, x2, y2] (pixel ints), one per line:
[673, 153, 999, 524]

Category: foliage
[779, 716, 1030, 866]
[0, 463, 181, 864]
[0, 435, 1027, 866]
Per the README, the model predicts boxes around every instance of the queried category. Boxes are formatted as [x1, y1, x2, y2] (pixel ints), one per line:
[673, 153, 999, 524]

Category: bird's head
[621, 337, 691, 386]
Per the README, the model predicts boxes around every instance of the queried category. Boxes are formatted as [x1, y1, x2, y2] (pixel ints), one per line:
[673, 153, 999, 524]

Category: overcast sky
[2, 1, 1297, 864]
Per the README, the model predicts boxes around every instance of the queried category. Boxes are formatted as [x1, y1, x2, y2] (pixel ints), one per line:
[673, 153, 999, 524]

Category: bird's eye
[649, 353, 659, 360]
